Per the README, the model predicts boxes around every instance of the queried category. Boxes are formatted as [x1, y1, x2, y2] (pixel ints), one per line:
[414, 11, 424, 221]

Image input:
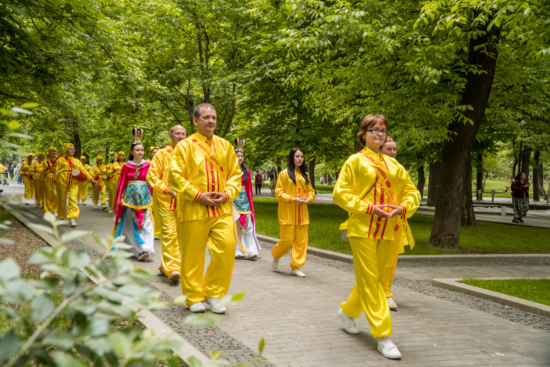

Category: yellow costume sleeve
[222, 142, 242, 202]
[305, 177, 315, 202]
[333, 156, 375, 214]
[275, 170, 294, 203]
[147, 150, 169, 194]
[395, 166, 421, 218]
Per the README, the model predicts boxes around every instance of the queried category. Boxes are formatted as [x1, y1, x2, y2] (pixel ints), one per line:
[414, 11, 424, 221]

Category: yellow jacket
[147, 145, 177, 210]
[44, 159, 57, 184]
[91, 164, 108, 189]
[31, 160, 46, 181]
[333, 148, 420, 240]
[168, 132, 241, 221]
[0, 164, 4, 173]
[275, 168, 316, 225]
[55, 157, 93, 187]
[20, 162, 32, 178]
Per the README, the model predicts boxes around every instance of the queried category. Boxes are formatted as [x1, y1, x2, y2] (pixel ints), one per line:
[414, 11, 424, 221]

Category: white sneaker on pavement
[338, 309, 359, 335]
[387, 297, 398, 311]
[70, 218, 77, 227]
[169, 271, 180, 283]
[94, 204, 99, 209]
[377, 337, 402, 359]
[189, 302, 206, 313]
[245, 253, 257, 260]
[205, 297, 226, 314]
[271, 257, 279, 270]
[108, 209, 113, 214]
[290, 268, 306, 278]
[137, 252, 150, 261]
[54, 212, 58, 218]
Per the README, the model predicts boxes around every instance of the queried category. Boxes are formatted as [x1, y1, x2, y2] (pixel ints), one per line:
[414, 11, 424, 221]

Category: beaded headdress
[234, 138, 245, 153]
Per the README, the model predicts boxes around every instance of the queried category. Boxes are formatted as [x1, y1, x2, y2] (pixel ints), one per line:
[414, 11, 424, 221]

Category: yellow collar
[196, 131, 215, 143]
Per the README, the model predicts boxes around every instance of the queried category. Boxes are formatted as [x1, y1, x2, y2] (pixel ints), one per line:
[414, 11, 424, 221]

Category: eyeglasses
[366, 129, 387, 136]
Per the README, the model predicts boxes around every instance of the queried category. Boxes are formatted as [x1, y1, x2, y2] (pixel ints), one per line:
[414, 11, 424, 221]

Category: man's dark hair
[193, 103, 216, 118]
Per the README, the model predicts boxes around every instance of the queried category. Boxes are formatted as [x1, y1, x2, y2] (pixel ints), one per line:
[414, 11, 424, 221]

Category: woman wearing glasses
[333, 115, 420, 360]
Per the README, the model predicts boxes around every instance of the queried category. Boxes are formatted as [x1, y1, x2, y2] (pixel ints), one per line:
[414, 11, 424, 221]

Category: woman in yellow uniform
[55, 143, 96, 227]
[91, 156, 108, 209]
[43, 148, 59, 215]
[77, 156, 92, 205]
[31, 152, 46, 208]
[106, 155, 122, 214]
[20, 154, 35, 203]
[118, 151, 126, 164]
[271, 148, 315, 278]
[333, 115, 420, 360]
[149, 146, 161, 239]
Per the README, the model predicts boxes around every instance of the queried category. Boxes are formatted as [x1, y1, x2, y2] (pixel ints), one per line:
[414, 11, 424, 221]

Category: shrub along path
[3, 183, 550, 367]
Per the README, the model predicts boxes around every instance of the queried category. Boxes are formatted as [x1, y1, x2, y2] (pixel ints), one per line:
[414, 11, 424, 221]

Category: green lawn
[461, 278, 550, 307]
[253, 198, 550, 255]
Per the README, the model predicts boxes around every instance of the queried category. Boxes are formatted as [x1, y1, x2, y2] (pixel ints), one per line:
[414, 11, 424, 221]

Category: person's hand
[301, 197, 312, 204]
[525, 183, 531, 188]
[91, 179, 98, 185]
[211, 192, 227, 205]
[199, 192, 221, 207]
[293, 197, 307, 204]
[386, 205, 403, 219]
[373, 205, 391, 218]
[168, 190, 177, 199]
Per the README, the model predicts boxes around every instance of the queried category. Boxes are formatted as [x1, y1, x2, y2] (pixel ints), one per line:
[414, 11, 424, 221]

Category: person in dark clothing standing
[511, 173, 530, 223]
[255, 171, 263, 195]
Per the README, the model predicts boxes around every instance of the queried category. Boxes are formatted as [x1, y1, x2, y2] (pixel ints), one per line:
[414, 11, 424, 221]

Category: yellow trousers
[43, 180, 58, 214]
[57, 183, 79, 220]
[380, 252, 398, 298]
[271, 224, 308, 269]
[153, 196, 162, 237]
[33, 180, 44, 205]
[78, 181, 88, 202]
[92, 185, 107, 205]
[108, 185, 115, 210]
[341, 237, 392, 338]
[179, 214, 235, 305]
[23, 177, 35, 199]
[158, 208, 180, 277]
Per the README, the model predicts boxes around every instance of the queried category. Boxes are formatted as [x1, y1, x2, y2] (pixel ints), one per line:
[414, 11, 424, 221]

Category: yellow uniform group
[91, 157, 107, 207]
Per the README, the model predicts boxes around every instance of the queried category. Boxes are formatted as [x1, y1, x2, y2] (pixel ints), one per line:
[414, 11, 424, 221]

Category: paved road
[4, 184, 550, 367]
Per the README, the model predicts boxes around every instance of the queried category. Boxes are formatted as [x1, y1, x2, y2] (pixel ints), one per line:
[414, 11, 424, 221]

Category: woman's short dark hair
[287, 148, 309, 185]
[357, 114, 389, 146]
[515, 172, 525, 181]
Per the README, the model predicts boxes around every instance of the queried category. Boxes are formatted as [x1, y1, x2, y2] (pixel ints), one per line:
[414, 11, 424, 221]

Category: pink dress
[233, 169, 261, 257]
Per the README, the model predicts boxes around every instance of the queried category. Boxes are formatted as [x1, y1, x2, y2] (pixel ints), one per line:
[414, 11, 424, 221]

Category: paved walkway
[3, 183, 550, 366]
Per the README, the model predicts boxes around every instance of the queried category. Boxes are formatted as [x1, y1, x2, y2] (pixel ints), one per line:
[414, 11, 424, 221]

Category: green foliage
[461, 278, 550, 307]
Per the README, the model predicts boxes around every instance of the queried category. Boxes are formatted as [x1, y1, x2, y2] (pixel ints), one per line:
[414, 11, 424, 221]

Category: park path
[3, 183, 550, 367]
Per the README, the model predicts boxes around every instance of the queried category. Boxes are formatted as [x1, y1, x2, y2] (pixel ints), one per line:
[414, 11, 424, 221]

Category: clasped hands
[373, 204, 402, 219]
[293, 197, 311, 204]
[199, 192, 227, 207]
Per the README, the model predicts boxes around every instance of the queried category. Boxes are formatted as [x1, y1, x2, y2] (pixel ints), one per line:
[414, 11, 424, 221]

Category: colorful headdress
[234, 138, 245, 153]
[150, 146, 160, 155]
[48, 147, 57, 152]
[27, 153, 35, 158]
[63, 143, 74, 152]
[96, 156, 104, 161]
[118, 151, 125, 156]
[132, 128, 143, 143]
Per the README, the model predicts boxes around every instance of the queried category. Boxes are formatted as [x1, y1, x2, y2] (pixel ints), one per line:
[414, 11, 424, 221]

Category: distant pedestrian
[254, 170, 263, 195]
[268, 167, 278, 196]
[512, 173, 530, 223]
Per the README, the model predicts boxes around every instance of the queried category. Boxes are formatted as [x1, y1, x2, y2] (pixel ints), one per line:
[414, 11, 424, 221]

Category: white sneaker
[387, 297, 398, 311]
[70, 218, 77, 227]
[54, 212, 58, 218]
[290, 268, 306, 278]
[378, 337, 402, 359]
[338, 309, 359, 335]
[271, 257, 279, 270]
[94, 204, 99, 209]
[169, 271, 180, 283]
[81, 202, 86, 206]
[108, 209, 113, 214]
[189, 302, 206, 313]
[102, 205, 107, 210]
[205, 297, 226, 314]
[245, 253, 257, 260]
[137, 252, 150, 261]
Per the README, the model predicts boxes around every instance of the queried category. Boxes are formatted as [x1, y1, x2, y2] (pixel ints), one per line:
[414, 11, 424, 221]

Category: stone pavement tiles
[4, 184, 550, 367]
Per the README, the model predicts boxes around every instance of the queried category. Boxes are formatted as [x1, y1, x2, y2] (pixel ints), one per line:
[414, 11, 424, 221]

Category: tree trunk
[476, 153, 483, 200]
[429, 19, 500, 249]
[521, 147, 532, 183]
[462, 161, 477, 226]
[538, 164, 547, 200]
[308, 156, 316, 191]
[427, 161, 441, 207]
[533, 151, 541, 201]
[416, 165, 426, 198]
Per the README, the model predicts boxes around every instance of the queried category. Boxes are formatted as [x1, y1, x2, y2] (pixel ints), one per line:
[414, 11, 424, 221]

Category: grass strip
[461, 278, 550, 307]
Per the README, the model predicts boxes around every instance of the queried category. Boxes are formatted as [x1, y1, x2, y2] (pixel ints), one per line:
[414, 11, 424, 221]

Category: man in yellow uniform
[106, 155, 122, 214]
[20, 154, 35, 202]
[91, 156, 108, 209]
[31, 152, 46, 208]
[43, 148, 59, 215]
[0, 163, 6, 185]
[169, 103, 241, 314]
[147, 126, 186, 283]
[77, 156, 92, 205]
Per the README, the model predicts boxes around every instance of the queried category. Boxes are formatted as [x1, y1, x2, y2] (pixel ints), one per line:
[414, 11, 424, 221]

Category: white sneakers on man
[290, 268, 306, 278]
[377, 337, 402, 359]
[206, 297, 226, 314]
[137, 252, 150, 261]
[338, 309, 359, 335]
[387, 297, 398, 310]
[271, 257, 279, 270]
[94, 204, 99, 209]
[70, 218, 77, 227]
[189, 302, 206, 313]
[108, 209, 113, 214]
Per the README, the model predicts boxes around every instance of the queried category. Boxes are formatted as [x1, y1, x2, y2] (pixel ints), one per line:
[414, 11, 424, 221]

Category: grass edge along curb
[256, 234, 550, 264]
[1, 202, 211, 367]
[432, 277, 550, 318]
